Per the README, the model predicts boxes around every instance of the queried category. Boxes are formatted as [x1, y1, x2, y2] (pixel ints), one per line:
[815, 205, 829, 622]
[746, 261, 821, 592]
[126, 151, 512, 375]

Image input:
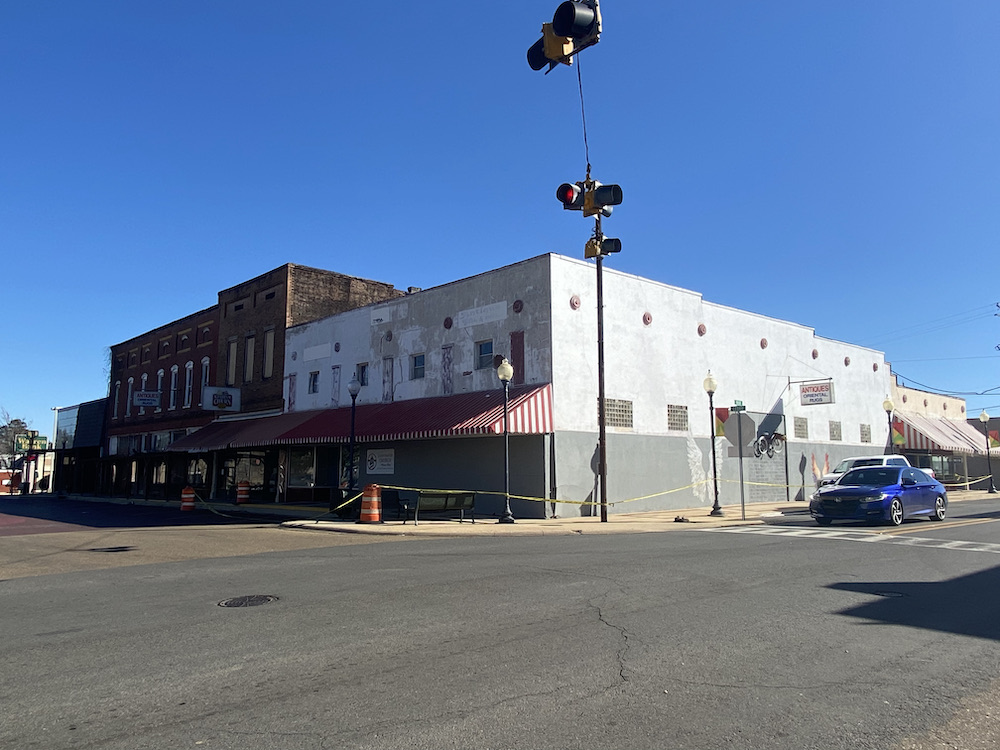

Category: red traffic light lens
[557, 182, 582, 206]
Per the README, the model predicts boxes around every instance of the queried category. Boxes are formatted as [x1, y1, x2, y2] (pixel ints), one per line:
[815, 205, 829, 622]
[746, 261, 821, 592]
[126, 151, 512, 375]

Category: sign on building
[800, 381, 835, 406]
[14, 434, 48, 452]
[133, 390, 161, 408]
[366, 448, 395, 474]
[203, 386, 242, 412]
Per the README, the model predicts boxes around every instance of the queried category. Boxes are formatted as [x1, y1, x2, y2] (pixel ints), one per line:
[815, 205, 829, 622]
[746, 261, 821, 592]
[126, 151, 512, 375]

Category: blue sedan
[809, 466, 947, 527]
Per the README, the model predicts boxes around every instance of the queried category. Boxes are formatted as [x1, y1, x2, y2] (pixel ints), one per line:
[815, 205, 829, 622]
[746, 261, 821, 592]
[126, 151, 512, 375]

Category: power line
[891, 355, 1000, 363]
[890, 369, 1000, 397]
[860, 303, 998, 347]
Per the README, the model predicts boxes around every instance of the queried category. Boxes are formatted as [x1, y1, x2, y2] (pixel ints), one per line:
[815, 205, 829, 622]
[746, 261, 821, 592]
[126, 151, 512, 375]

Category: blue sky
[3, 1, 999, 437]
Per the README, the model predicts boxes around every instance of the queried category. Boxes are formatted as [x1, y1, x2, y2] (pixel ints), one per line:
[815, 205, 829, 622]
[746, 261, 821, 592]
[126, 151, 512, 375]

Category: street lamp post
[497, 358, 515, 524]
[883, 398, 895, 454]
[703, 371, 723, 517]
[347, 377, 361, 492]
[979, 410, 997, 494]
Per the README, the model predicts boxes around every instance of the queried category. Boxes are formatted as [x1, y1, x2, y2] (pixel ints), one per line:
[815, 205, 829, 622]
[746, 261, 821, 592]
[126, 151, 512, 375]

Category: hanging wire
[576, 54, 591, 179]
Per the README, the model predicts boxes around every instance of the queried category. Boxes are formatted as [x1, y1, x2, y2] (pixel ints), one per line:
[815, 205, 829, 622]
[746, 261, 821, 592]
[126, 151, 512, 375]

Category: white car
[818, 455, 911, 487]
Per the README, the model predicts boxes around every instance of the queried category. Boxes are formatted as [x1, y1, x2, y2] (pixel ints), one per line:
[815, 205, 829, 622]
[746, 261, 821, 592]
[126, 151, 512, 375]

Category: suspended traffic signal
[557, 180, 623, 217]
[528, 25, 574, 71]
[584, 236, 621, 258]
[552, 1, 598, 40]
[556, 181, 585, 210]
[527, 0, 603, 71]
[584, 182, 623, 217]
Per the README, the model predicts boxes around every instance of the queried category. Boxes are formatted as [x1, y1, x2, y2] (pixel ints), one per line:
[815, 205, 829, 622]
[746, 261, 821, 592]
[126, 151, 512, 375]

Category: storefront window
[288, 447, 315, 487]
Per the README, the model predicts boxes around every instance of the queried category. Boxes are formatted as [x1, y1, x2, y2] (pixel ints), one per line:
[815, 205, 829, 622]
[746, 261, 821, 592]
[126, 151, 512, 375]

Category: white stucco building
[278, 254, 899, 518]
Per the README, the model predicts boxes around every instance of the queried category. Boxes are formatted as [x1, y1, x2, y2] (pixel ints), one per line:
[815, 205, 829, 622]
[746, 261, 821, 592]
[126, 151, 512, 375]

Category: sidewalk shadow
[0, 494, 258, 529]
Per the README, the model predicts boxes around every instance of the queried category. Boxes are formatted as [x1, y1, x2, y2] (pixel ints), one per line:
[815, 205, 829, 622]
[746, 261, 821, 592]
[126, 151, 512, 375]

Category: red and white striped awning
[165, 384, 555, 452]
[893, 411, 995, 455]
[283, 383, 553, 444]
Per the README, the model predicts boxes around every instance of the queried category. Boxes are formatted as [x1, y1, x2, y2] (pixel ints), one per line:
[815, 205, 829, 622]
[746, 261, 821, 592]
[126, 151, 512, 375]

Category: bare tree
[0, 406, 31, 470]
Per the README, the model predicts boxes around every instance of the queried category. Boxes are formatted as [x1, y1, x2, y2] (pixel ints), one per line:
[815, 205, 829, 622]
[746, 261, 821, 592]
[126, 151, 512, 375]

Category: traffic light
[583, 182, 623, 217]
[527, 24, 574, 71]
[527, 0, 603, 71]
[552, 1, 599, 41]
[556, 180, 623, 217]
[584, 236, 621, 258]
[556, 181, 585, 210]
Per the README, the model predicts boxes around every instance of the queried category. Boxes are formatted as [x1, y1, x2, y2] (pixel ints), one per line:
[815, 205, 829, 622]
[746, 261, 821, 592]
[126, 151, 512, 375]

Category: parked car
[817, 455, 911, 487]
[809, 466, 947, 527]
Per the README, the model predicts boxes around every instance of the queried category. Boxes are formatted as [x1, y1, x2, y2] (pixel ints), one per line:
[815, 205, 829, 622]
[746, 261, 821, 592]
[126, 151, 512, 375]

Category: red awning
[166, 384, 553, 451]
[167, 411, 319, 452]
[280, 383, 554, 445]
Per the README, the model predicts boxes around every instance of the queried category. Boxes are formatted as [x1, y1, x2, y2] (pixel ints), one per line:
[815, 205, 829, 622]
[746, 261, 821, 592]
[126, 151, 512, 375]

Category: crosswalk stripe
[702, 525, 1000, 554]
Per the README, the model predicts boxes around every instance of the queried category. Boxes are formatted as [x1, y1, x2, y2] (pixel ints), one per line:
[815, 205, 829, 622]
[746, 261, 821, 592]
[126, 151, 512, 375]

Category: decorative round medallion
[570, 295, 581, 310]
[697, 323, 707, 337]
[334, 342, 340, 352]
[291, 351, 297, 361]
[444, 317, 453, 329]
[385, 330, 392, 342]
[943, 402, 947, 411]
[901, 394, 907, 403]
[844, 356, 851, 366]
[513, 299, 524, 313]
[642, 312, 652, 326]
[873, 362, 878, 372]
[812, 349, 819, 359]
[760, 338, 768, 349]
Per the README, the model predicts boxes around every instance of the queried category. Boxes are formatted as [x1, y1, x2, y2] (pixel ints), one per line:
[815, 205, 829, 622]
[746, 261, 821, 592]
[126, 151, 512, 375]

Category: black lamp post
[883, 398, 895, 454]
[979, 410, 997, 494]
[347, 377, 361, 491]
[497, 357, 515, 524]
[703, 371, 723, 516]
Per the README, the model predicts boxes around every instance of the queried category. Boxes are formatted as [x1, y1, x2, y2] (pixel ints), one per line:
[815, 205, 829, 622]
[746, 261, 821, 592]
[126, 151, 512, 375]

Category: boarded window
[829, 421, 842, 441]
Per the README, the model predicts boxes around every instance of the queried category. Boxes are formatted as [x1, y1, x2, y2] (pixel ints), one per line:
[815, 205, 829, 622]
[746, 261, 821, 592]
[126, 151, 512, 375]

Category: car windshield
[833, 458, 882, 473]
[839, 467, 899, 487]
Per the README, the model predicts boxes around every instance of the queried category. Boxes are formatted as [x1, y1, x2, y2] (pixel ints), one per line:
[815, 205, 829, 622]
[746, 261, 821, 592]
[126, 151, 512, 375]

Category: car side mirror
[901, 477, 916, 486]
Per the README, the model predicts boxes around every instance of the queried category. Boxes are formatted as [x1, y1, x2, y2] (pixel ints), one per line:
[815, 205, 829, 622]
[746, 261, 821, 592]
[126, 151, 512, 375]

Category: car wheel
[816, 517, 833, 527]
[931, 496, 946, 521]
[888, 498, 904, 526]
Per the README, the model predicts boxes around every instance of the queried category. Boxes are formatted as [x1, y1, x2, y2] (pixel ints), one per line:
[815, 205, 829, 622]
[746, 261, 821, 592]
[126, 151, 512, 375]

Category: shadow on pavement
[829, 566, 1000, 642]
[0, 494, 273, 529]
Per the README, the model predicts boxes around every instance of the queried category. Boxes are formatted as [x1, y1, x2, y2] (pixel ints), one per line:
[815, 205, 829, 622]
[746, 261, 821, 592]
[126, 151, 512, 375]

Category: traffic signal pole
[595, 216, 608, 522]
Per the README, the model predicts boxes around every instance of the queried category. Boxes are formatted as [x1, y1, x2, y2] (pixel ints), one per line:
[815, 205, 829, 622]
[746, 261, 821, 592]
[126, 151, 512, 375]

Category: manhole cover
[218, 595, 279, 608]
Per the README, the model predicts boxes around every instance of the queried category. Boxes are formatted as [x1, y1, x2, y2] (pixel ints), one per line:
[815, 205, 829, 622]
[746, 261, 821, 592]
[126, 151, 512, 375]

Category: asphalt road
[2, 497, 1000, 749]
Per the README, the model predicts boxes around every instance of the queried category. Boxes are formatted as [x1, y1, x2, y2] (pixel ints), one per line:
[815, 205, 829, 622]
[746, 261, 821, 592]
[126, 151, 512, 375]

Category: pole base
[709, 507, 725, 517]
[498, 514, 515, 524]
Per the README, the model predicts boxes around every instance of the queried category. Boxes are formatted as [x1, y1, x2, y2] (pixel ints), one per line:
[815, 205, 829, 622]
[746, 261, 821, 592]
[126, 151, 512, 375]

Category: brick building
[104, 264, 402, 500]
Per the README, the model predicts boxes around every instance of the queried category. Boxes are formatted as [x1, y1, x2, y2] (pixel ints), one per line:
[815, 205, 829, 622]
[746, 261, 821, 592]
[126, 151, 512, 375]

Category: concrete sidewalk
[279, 489, 986, 537]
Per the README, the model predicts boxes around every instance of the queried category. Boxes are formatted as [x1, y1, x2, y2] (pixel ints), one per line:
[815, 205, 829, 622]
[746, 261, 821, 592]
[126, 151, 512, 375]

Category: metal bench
[400, 491, 476, 525]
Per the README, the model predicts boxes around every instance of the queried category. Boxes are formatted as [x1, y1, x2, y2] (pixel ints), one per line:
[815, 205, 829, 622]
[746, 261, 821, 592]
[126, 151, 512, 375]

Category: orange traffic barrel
[180, 486, 196, 511]
[236, 481, 251, 505]
[357, 484, 382, 523]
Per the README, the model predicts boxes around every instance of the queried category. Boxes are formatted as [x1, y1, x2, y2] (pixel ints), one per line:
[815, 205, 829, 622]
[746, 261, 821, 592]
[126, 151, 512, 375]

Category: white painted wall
[549, 255, 894, 446]
[284, 256, 555, 411]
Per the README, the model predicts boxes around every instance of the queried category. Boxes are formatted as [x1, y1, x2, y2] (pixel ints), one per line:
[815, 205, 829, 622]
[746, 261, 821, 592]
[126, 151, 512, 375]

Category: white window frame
[183, 361, 194, 408]
[169, 365, 179, 410]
